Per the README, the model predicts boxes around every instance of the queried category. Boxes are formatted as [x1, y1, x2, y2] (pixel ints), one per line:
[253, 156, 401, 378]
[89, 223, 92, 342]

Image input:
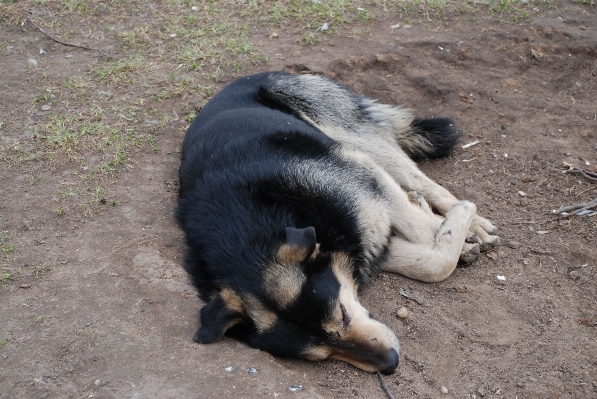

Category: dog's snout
[379, 348, 399, 375]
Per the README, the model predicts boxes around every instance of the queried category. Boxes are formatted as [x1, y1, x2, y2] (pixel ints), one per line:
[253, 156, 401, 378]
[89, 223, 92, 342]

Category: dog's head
[193, 227, 400, 374]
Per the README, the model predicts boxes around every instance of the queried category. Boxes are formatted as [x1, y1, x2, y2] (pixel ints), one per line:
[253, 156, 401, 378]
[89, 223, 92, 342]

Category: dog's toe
[466, 232, 479, 244]
[460, 253, 478, 264]
[460, 242, 480, 264]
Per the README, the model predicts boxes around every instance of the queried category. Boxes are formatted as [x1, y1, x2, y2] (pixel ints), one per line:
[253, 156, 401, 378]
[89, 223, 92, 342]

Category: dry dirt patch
[1, 1, 596, 398]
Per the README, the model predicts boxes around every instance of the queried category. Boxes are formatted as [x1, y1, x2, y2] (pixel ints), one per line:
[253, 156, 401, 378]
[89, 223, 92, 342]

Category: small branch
[576, 186, 597, 197]
[26, 16, 108, 56]
[562, 162, 597, 181]
[377, 373, 396, 399]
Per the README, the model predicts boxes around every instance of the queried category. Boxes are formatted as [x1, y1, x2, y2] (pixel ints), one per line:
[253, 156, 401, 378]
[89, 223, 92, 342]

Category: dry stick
[576, 186, 597, 197]
[26, 16, 108, 56]
[377, 373, 396, 399]
[512, 200, 597, 225]
[557, 198, 597, 214]
[563, 163, 597, 181]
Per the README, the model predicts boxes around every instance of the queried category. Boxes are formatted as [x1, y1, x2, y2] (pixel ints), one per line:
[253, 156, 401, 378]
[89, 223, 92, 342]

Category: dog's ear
[193, 289, 244, 344]
[278, 226, 319, 263]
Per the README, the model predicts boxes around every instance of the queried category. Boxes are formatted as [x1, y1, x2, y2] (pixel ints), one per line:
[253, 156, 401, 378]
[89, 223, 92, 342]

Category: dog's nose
[379, 348, 399, 375]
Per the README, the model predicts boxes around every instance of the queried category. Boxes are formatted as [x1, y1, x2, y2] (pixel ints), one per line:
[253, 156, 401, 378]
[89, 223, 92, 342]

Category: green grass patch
[0, 233, 17, 257]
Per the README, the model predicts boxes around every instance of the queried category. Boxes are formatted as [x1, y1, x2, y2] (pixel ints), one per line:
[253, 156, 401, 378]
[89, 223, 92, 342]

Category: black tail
[399, 118, 461, 160]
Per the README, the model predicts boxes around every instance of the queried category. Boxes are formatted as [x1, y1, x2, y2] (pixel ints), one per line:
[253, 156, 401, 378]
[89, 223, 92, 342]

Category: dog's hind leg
[381, 201, 477, 282]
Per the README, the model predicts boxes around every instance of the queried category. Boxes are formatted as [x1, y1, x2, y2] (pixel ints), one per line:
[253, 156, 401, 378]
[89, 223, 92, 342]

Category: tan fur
[243, 295, 277, 333]
[298, 253, 401, 370]
[277, 243, 310, 264]
[263, 257, 306, 309]
[220, 287, 245, 314]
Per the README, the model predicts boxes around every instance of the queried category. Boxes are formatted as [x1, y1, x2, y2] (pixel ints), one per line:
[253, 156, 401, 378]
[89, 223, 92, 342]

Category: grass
[0, 234, 17, 257]
[1, 0, 567, 219]
[34, 261, 51, 278]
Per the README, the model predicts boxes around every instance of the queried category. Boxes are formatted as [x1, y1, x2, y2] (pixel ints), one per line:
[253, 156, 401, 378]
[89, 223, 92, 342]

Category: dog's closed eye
[339, 303, 351, 328]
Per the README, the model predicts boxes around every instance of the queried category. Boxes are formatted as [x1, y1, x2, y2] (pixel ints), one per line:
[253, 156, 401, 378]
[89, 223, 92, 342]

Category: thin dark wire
[376, 372, 396, 399]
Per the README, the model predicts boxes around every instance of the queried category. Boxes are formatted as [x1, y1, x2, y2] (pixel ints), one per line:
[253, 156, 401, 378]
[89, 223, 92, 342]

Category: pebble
[440, 385, 449, 394]
[507, 240, 521, 249]
[27, 58, 38, 66]
[288, 385, 304, 392]
[19, 284, 32, 289]
[396, 307, 409, 319]
[486, 252, 498, 260]
[518, 191, 526, 197]
[41, 105, 51, 111]
[569, 271, 581, 281]
[476, 386, 487, 397]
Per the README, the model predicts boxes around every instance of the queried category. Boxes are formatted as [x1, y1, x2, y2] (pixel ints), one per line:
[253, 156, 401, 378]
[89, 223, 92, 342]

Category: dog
[176, 71, 499, 374]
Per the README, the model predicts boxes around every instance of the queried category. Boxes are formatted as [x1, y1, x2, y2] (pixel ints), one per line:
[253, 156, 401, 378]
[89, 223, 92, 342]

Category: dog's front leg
[390, 159, 499, 249]
[381, 201, 477, 282]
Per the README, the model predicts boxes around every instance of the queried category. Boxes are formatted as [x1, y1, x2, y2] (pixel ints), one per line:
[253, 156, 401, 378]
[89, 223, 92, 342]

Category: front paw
[469, 215, 499, 251]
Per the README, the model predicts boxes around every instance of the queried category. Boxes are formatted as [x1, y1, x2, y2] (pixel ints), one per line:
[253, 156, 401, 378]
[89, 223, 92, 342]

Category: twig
[461, 140, 479, 149]
[575, 186, 597, 197]
[562, 162, 597, 181]
[377, 373, 396, 399]
[27, 16, 108, 56]
[399, 289, 425, 305]
[555, 197, 597, 215]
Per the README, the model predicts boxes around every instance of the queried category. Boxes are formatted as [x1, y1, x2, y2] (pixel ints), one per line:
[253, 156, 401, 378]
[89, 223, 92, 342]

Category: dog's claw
[460, 253, 477, 264]
[466, 233, 479, 244]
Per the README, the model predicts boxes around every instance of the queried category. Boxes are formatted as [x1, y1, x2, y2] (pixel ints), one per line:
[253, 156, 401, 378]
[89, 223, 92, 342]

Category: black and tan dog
[177, 72, 499, 374]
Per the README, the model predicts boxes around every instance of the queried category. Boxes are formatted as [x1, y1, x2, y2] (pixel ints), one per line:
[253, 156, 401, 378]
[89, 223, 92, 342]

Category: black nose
[379, 348, 399, 375]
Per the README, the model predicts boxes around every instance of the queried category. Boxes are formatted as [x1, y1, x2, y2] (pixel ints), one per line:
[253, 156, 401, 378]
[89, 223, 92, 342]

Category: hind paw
[460, 242, 480, 264]
[469, 215, 499, 251]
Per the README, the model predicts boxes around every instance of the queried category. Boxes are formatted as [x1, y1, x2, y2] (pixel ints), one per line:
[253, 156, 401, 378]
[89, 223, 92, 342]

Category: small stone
[518, 191, 526, 197]
[501, 124, 507, 130]
[520, 197, 528, 206]
[476, 386, 487, 397]
[288, 385, 304, 392]
[507, 241, 521, 249]
[487, 252, 498, 260]
[569, 271, 581, 281]
[440, 385, 449, 394]
[246, 367, 257, 374]
[27, 58, 38, 66]
[41, 105, 51, 111]
[396, 307, 409, 319]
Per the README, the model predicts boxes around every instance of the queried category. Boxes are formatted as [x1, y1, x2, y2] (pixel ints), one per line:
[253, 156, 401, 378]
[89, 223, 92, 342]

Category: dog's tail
[396, 116, 461, 160]
[260, 72, 461, 160]
[350, 101, 461, 160]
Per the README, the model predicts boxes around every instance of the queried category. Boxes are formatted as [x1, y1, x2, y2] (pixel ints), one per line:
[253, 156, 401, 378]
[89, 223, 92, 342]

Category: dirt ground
[1, 1, 596, 398]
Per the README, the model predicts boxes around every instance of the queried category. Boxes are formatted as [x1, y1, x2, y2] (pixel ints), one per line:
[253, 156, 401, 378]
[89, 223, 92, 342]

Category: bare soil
[1, 2, 596, 399]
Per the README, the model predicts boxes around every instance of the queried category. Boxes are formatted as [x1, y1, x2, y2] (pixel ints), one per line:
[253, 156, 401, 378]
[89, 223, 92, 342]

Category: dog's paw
[407, 191, 434, 215]
[469, 215, 499, 251]
[460, 242, 480, 264]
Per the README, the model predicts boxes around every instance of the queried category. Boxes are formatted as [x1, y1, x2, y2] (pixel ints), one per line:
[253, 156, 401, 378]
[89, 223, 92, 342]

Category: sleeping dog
[177, 72, 499, 374]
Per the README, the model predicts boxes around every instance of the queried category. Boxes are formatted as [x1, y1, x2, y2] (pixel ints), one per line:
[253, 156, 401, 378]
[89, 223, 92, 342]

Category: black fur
[177, 72, 458, 371]
[409, 117, 460, 159]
